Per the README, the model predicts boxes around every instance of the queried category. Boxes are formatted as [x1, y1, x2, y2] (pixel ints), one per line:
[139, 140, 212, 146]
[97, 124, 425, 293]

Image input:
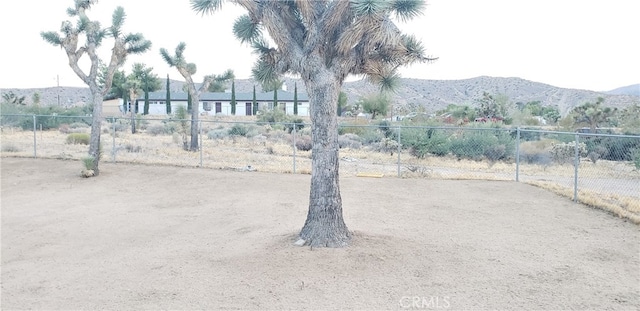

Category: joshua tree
[41, 0, 151, 175]
[192, 0, 435, 247]
[572, 97, 617, 133]
[160, 42, 233, 151]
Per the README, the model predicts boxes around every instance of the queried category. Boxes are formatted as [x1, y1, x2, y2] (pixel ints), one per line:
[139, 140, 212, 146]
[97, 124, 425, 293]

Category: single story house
[132, 90, 310, 117]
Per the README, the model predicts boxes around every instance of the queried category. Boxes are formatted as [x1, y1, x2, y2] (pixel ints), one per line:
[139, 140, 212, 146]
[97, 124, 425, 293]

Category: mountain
[2, 76, 638, 116]
[606, 84, 640, 96]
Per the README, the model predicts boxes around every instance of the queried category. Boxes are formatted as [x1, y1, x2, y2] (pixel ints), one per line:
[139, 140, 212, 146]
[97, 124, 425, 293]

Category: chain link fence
[2, 114, 639, 222]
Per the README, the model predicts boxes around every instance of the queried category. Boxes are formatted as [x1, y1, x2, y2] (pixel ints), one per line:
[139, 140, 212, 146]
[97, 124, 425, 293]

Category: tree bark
[88, 84, 103, 175]
[299, 64, 350, 248]
[189, 90, 199, 151]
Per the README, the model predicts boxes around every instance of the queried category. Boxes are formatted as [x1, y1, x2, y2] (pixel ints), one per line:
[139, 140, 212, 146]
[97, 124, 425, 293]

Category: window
[203, 102, 212, 111]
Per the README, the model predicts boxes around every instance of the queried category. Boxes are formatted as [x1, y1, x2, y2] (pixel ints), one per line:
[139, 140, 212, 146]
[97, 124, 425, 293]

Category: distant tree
[476, 92, 510, 119]
[273, 88, 278, 111]
[125, 72, 142, 134]
[192, 0, 435, 247]
[252, 85, 258, 115]
[230, 80, 236, 115]
[41, 1, 151, 175]
[541, 106, 561, 124]
[360, 93, 390, 119]
[32, 92, 41, 106]
[166, 74, 172, 114]
[207, 69, 235, 92]
[571, 97, 617, 132]
[2, 91, 26, 105]
[293, 82, 298, 115]
[338, 91, 348, 116]
[129, 63, 161, 115]
[160, 42, 218, 151]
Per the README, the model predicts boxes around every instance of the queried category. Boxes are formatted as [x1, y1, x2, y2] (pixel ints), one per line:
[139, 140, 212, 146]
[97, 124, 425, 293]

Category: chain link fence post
[112, 117, 116, 163]
[199, 120, 203, 167]
[292, 123, 297, 174]
[573, 133, 580, 202]
[397, 126, 402, 177]
[515, 127, 521, 182]
[32, 114, 37, 158]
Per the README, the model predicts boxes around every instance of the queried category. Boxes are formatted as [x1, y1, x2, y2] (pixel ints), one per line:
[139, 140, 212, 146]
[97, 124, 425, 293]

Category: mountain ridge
[2, 76, 638, 116]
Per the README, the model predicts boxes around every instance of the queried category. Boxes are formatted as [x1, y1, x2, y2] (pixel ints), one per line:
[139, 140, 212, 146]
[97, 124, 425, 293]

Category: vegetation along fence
[2, 114, 639, 223]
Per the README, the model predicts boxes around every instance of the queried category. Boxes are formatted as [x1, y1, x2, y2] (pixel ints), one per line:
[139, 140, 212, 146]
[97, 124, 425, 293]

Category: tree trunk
[88, 85, 103, 175]
[129, 89, 137, 134]
[299, 68, 350, 248]
[189, 91, 199, 151]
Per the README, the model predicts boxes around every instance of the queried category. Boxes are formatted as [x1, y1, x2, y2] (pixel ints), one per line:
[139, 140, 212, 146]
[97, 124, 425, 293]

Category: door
[245, 103, 252, 116]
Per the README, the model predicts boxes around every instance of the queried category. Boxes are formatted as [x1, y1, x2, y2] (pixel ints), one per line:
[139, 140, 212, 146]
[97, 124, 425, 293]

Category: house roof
[137, 90, 309, 102]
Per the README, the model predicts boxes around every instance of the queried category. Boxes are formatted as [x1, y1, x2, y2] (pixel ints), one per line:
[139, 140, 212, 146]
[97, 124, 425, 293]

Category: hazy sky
[0, 0, 638, 92]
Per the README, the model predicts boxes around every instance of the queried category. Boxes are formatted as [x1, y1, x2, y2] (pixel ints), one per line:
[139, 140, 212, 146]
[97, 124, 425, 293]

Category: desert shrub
[401, 128, 452, 158]
[550, 141, 587, 165]
[519, 140, 555, 165]
[59, 123, 71, 133]
[207, 129, 227, 140]
[257, 109, 288, 125]
[284, 118, 305, 133]
[124, 144, 142, 153]
[597, 137, 640, 161]
[374, 137, 399, 154]
[377, 120, 395, 138]
[147, 124, 166, 136]
[295, 135, 313, 151]
[586, 145, 607, 164]
[69, 122, 89, 129]
[358, 128, 384, 145]
[162, 121, 179, 134]
[633, 149, 640, 170]
[450, 130, 514, 161]
[228, 124, 251, 136]
[66, 133, 90, 145]
[338, 134, 362, 149]
[1, 144, 20, 152]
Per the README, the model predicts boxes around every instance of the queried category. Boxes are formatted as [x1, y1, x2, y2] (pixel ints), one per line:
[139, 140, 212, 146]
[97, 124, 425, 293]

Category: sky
[0, 0, 638, 92]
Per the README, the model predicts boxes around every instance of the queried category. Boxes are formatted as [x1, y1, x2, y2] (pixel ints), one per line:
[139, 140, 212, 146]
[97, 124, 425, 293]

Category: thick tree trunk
[189, 91, 199, 151]
[88, 85, 103, 175]
[298, 68, 350, 248]
[129, 89, 137, 134]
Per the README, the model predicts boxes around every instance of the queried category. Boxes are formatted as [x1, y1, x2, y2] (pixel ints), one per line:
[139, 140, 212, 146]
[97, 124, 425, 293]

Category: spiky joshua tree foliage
[160, 43, 234, 151]
[192, 0, 436, 247]
[41, 0, 151, 176]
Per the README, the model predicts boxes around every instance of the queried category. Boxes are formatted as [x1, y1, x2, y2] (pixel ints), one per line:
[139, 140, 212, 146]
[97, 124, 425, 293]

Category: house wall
[135, 99, 309, 117]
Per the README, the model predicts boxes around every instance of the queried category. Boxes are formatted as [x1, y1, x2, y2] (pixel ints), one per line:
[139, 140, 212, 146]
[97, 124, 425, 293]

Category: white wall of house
[135, 99, 309, 117]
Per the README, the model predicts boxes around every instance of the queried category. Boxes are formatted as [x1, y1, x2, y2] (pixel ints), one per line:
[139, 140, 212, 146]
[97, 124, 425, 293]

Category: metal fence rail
[2, 114, 639, 220]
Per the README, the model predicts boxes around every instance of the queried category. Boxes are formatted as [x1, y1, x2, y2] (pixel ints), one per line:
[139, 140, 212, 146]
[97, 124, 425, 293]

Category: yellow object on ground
[356, 172, 384, 178]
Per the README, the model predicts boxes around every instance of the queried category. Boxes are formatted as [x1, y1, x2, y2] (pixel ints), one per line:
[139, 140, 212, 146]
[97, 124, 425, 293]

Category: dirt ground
[1, 157, 639, 310]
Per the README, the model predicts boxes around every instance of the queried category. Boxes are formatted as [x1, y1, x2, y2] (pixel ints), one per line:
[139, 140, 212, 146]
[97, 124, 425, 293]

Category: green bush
[147, 125, 166, 136]
[450, 130, 514, 162]
[66, 133, 90, 145]
[284, 118, 305, 133]
[402, 128, 451, 158]
[207, 129, 227, 140]
[228, 124, 251, 136]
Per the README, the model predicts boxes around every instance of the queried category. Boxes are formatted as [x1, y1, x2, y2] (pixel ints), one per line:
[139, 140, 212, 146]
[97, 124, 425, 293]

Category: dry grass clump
[526, 181, 640, 224]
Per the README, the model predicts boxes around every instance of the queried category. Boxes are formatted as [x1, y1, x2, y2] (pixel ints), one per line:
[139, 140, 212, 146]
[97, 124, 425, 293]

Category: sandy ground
[1, 157, 639, 310]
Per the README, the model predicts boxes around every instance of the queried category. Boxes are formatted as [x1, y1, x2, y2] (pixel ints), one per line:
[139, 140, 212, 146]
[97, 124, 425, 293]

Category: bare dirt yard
[1, 157, 639, 310]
